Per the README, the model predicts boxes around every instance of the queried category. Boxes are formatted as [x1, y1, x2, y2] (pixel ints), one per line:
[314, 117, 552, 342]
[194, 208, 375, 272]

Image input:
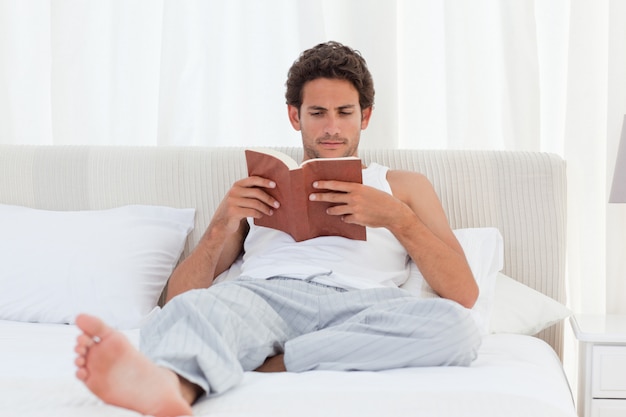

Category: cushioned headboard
[0, 145, 567, 357]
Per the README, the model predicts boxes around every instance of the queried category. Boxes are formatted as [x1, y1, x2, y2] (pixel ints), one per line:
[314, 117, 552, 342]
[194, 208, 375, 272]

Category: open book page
[245, 148, 300, 170]
[245, 149, 366, 241]
[300, 155, 361, 167]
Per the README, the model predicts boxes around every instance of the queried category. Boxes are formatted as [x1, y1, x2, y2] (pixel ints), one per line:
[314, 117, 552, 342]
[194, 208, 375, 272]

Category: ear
[361, 106, 373, 130]
[288, 105, 301, 131]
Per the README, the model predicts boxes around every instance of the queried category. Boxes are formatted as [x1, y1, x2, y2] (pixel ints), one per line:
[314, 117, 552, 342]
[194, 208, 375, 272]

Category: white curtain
[1, 0, 626, 318]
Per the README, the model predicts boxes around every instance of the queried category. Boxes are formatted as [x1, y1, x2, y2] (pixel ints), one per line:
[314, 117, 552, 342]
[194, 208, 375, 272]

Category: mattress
[0, 320, 575, 417]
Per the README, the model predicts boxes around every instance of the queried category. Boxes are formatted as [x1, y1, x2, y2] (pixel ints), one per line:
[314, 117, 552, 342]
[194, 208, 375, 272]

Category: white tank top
[240, 163, 410, 290]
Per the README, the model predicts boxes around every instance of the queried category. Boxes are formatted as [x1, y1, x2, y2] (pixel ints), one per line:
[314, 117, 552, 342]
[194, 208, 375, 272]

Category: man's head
[286, 42, 375, 161]
[285, 41, 375, 113]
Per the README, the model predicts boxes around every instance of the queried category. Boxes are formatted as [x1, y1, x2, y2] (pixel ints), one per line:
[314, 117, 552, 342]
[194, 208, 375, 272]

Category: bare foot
[74, 314, 195, 417]
[255, 354, 286, 372]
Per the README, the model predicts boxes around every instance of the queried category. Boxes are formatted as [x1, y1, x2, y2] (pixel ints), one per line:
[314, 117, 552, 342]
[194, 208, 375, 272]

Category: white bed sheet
[0, 319, 575, 417]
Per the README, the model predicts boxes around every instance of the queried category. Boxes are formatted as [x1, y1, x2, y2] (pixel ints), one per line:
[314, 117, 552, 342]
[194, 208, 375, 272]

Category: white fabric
[0, 145, 574, 416]
[1, 1, 626, 320]
[229, 229, 573, 338]
[401, 227, 503, 335]
[0, 320, 575, 417]
[241, 163, 409, 290]
[0, 205, 194, 329]
[490, 273, 572, 335]
[0, 145, 568, 356]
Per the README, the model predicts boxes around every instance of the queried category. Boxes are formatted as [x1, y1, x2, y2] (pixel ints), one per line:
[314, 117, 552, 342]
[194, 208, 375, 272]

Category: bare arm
[165, 219, 247, 302]
[385, 170, 478, 308]
[310, 170, 478, 308]
[165, 176, 279, 302]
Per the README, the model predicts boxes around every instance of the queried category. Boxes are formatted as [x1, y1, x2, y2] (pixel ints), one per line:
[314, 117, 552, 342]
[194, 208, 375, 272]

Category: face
[288, 78, 372, 161]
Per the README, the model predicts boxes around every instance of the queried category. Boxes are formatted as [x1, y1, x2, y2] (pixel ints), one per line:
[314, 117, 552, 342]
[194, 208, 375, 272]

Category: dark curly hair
[285, 41, 375, 112]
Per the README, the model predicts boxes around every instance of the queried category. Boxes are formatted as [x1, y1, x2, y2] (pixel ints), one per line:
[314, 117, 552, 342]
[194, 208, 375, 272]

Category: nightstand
[571, 314, 626, 417]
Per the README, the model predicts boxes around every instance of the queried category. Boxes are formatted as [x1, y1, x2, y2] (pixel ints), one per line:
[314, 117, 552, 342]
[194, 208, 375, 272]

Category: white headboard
[0, 145, 566, 356]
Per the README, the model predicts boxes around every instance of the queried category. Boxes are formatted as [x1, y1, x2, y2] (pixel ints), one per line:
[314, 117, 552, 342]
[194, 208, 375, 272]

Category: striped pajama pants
[139, 276, 481, 395]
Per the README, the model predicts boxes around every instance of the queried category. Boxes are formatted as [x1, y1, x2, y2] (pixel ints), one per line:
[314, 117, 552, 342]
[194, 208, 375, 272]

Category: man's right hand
[209, 176, 280, 236]
[165, 176, 279, 302]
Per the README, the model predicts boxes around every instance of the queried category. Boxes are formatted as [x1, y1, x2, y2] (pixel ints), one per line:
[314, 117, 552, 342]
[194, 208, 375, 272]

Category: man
[74, 41, 480, 417]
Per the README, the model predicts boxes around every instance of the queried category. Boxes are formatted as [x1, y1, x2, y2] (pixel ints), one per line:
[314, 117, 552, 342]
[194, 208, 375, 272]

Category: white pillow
[400, 227, 503, 335]
[0, 204, 195, 329]
[489, 272, 571, 335]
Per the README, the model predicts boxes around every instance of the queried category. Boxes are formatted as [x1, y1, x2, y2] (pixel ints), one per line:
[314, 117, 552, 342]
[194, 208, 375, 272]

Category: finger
[322, 206, 359, 226]
[313, 179, 355, 192]
[240, 176, 276, 190]
[232, 181, 280, 210]
[232, 199, 276, 218]
[230, 191, 278, 212]
[309, 191, 348, 204]
[239, 188, 280, 210]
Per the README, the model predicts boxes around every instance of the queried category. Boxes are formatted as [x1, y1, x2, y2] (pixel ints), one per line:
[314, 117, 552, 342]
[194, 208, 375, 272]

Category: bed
[0, 145, 575, 417]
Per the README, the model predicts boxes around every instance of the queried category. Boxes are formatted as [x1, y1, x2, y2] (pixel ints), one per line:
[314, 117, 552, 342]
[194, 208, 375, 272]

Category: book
[245, 148, 367, 242]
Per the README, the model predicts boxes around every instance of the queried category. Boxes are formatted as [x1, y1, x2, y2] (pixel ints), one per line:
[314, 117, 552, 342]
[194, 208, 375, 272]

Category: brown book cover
[245, 149, 367, 242]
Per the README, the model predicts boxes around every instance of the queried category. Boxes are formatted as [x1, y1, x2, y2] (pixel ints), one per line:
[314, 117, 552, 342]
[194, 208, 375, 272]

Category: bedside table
[571, 314, 626, 417]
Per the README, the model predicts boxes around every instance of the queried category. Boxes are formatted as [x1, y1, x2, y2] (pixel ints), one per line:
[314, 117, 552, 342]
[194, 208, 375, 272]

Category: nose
[324, 116, 340, 136]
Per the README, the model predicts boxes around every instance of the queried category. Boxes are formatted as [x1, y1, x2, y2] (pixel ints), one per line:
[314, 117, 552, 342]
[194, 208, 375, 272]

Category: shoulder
[386, 168, 431, 185]
[386, 169, 457, 249]
[386, 169, 449, 228]
[386, 169, 435, 204]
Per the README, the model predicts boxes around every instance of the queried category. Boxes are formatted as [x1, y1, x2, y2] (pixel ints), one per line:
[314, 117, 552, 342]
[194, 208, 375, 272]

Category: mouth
[318, 137, 346, 149]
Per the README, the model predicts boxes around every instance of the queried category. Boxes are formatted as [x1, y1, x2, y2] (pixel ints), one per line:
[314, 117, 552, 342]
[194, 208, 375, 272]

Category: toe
[76, 333, 94, 350]
[76, 314, 113, 341]
[75, 356, 86, 367]
[76, 367, 88, 381]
